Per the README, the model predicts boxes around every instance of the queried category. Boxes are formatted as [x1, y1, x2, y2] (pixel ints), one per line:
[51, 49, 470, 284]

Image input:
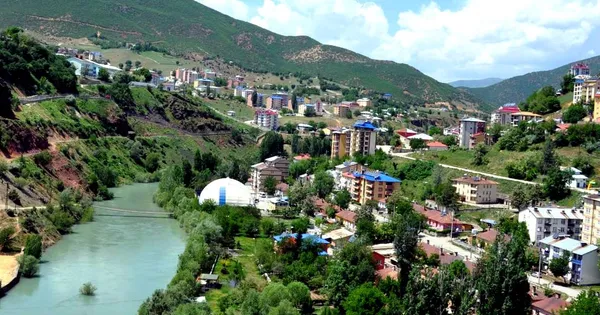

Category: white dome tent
[198, 177, 252, 207]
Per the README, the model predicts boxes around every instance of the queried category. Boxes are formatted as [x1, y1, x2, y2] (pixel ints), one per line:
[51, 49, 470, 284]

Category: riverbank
[0, 254, 20, 293]
[0, 183, 185, 315]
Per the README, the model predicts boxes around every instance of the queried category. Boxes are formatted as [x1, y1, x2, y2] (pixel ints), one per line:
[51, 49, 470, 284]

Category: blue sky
[197, 0, 600, 83]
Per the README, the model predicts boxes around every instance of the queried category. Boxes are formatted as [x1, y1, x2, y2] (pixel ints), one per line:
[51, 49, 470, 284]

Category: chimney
[553, 293, 561, 299]
[439, 248, 444, 256]
[455, 251, 459, 256]
[427, 239, 430, 244]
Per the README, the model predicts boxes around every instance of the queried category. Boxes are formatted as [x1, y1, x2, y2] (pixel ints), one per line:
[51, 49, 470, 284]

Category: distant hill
[466, 56, 600, 106]
[448, 78, 503, 88]
[0, 0, 487, 111]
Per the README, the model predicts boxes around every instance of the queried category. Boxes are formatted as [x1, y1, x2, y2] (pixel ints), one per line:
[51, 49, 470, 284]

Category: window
[561, 219, 566, 224]
[559, 227, 565, 233]
[537, 235, 542, 240]
[552, 227, 557, 232]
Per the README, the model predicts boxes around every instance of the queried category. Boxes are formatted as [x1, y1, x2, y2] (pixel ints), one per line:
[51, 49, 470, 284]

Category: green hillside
[466, 55, 600, 106]
[0, 0, 487, 110]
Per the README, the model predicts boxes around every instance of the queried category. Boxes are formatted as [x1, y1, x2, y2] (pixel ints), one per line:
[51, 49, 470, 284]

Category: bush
[65, 95, 76, 106]
[0, 227, 15, 251]
[80, 282, 97, 296]
[24, 234, 43, 259]
[17, 254, 39, 278]
[33, 151, 52, 166]
[13, 177, 29, 189]
[8, 189, 20, 205]
[145, 153, 161, 173]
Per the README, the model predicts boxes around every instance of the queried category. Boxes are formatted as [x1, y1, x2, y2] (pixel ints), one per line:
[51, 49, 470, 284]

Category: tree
[356, 202, 378, 243]
[549, 252, 571, 283]
[182, 160, 193, 187]
[134, 60, 142, 68]
[260, 132, 285, 161]
[145, 153, 161, 172]
[393, 209, 424, 296]
[24, 234, 42, 259]
[325, 243, 375, 306]
[511, 185, 530, 211]
[264, 176, 278, 195]
[287, 282, 312, 313]
[261, 283, 291, 307]
[560, 74, 575, 94]
[563, 103, 587, 123]
[561, 290, 600, 315]
[428, 126, 442, 136]
[242, 289, 267, 315]
[269, 300, 300, 315]
[251, 91, 258, 106]
[312, 171, 334, 199]
[98, 68, 110, 82]
[572, 155, 594, 176]
[434, 181, 459, 212]
[17, 254, 39, 277]
[409, 138, 427, 150]
[343, 284, 386, 315]
[333, 190, 351, 209]
[441, 135, 457, 147]
[0, 227, 15, 252]
[80, 282, 97, 296]
[288, 181, 315, 216]
[541, 139, 558, 175]
[543, 167, 571, 201]
[472, 143, 489, 166]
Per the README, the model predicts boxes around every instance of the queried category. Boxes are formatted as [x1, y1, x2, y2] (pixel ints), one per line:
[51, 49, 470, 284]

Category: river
[0, 183, 186, 315]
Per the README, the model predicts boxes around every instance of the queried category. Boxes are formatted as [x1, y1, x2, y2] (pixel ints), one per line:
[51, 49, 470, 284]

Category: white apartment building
[459, 117, 486, 148]
[539, 235, 600, 285]
[254, 109, 279, 130]
[573, 76, 597, 104]
[518, 207, 584, 244]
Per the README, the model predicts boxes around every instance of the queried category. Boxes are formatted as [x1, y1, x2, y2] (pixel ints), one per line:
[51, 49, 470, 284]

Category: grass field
[279, 115, 355, 128]
[205, 237, 268, 311]
[208, 99, 256, 121]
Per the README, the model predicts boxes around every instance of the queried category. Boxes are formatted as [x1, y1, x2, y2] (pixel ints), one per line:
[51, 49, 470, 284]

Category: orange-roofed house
[293, 154, 311, 162]
[335, 210, 357, 231]
[426, 141, 448, 151]
[556, 123, 571, 132]
[532, 294, 570, 315]
[473, 228, 511, 248]
[452, 175, 498, 204]
[413, 204, 473, 233]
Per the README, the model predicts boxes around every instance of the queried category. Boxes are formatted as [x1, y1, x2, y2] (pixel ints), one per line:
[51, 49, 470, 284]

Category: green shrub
[49, 210, 75, 234]
[24, 234, 43, 259]
[145, 153, 161, 172]
[13, 177, 29, 189]
[17, 254, 39, 278]
[80, 282, 97, 296]
[33, 151, 52, 166]
[8, 189, 20, 205]
[0, 227, 15, 252]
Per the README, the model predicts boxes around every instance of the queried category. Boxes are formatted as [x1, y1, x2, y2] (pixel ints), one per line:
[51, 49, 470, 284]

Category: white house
[560, 167, 588, 188]
[518, 207, 584, 243]
[539, 235, 600, 285]
[67, 57, 121, 78]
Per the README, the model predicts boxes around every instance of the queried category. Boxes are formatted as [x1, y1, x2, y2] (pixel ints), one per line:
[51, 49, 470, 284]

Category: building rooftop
[353, 121, 377, 130]
[426, 141, 448, 148]
[412, 204, 471, 227]
[408, 133, 434, 141]
[265, 156, 284, 162]
[532, 295, 570, 314]
[460, 117, 485, 123]
[521, 207, 584, 220]
[515, 111, 542, 117]
[336, 210, 357, 223]
[351, 171, 401, 183]
[297, 123, 313, 128]
[476, 229, 511, 243]
[322, 228, 354, 241]
[539, 236, 598, 255]
[453, 176, 498, 185]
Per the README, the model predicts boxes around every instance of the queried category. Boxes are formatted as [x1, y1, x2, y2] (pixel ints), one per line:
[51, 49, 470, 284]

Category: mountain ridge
[0, 0, 489, 111]
[448, 78, 503, 88]
[466, 55, 600, 105]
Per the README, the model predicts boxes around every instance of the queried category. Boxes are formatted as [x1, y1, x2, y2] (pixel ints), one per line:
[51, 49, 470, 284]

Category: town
[1, 3, 600, 314]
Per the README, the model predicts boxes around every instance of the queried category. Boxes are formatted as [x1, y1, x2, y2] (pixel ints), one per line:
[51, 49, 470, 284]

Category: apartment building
[343, 170, 401, 205]
[539, 235, 600, 285]
[594, 91, 600, 121]
[250, 156, 290, 192]
[331, 121, 377, 159]
[570, 63, 590, 76]
[247, 93, 264, 107]
[266, 96, 284, 110]
[357, 98, 372, 107]
[452, 176, 498, 204]
[582, 194, 600, 244]
[518, 207, 584, 244]
[573, 76, 598, 104]
[459, 117, 486, 148]
[349, 121, 377, 156]
[333, 104, 351, 118]
[254, 109, 279, 130]
[491, 103, 520, 125]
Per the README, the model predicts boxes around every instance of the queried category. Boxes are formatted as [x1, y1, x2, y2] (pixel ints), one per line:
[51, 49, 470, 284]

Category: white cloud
[588, 49, 596, 56]
[196, 0, 249, 21]
[201, 0, 600, 82]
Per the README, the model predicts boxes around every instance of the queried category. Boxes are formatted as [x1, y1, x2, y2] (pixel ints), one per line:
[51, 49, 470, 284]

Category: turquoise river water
[0, 183, 186, 315]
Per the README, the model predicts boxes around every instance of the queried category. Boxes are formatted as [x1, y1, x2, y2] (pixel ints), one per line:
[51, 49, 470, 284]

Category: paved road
[377, 145, 596, 194]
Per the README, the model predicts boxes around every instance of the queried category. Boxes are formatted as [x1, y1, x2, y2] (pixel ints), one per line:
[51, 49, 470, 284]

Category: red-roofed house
[491, 104, 520, 125]
[375, 268, 398, 281]
[426, 141, 448, 151]
[396, 128, 418, 138]
[532, 294, 570, 315]
[335, 210, 357, 231]
[293, 154, 311, 162]
[556, 123, 571, 132]
[413, 204, 473, 232]
[473, 229, 511, 247]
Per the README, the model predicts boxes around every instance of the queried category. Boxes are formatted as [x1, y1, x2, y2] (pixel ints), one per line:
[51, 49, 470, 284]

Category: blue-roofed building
[382, 93, 392, 100]
[539, 235, 600, 285]
[273, 233, 330, 255]
[344, 170, 401, 205]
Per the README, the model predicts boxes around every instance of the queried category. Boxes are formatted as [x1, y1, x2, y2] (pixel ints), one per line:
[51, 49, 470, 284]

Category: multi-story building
[333, 104, 351, 118]
[266, 95, 283, 110]
[254, 109, 279, 130]
[248, 93, 264, 107]
[490, 103, 520, 125]
[250, 156, 290, 192]
[539, 235, 600, 285]
[298, 104, 316, 116]
[331, 129, 351, 159]
[287, 96, 306, 111]
[452, 175, 498, 204]
[204, 71, 216, 79]
[595, 91, 600, 121]
[582, 194, 600, 244]
[357, 98, 372, 107]
[570, 63, 590, 76]
[343, 170, 401, 205]
[349, 121, 377, 156]
[518, 207, 584, 244]
[573, 76, 597, 104]
[459, 117, 486, 148]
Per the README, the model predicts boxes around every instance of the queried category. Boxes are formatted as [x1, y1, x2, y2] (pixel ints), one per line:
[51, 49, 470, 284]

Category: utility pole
[538, 247, 543, 285]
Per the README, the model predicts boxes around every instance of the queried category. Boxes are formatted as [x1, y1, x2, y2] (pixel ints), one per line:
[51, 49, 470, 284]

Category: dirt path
[0, 253, 20, 289]
[3, 137, 79, 162]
